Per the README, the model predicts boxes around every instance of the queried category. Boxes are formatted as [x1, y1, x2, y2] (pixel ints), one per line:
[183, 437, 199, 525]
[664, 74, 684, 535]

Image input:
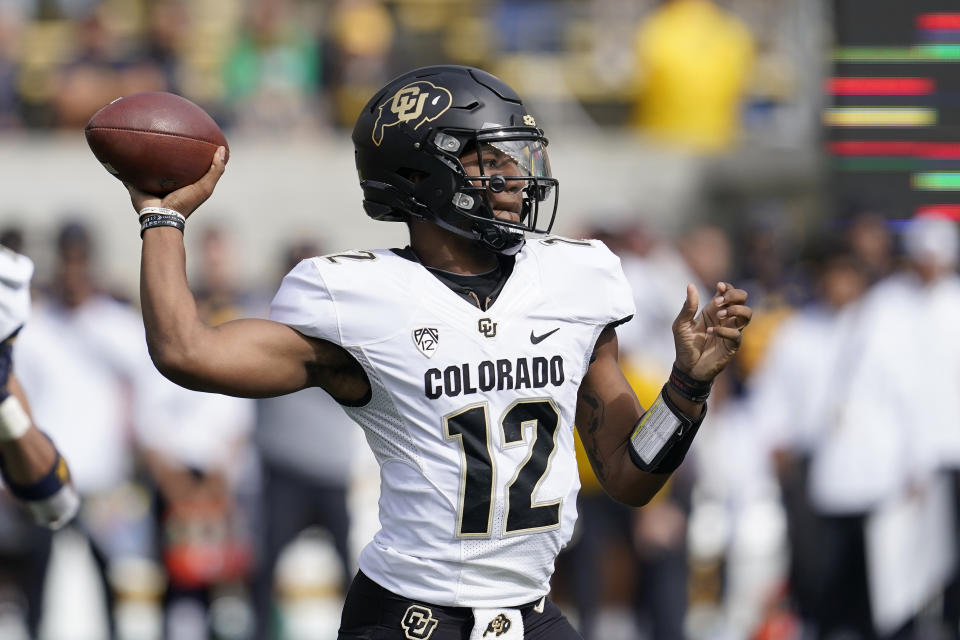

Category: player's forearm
[0, 427, 57, 484]
[577, 387, 670, 506]
[140, 227, 207, 381]
[0, 384, 79, 529]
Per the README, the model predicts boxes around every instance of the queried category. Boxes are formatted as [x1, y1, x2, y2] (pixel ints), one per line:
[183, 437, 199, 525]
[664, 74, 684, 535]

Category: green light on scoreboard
[834, 45, 960, 61]
[913, 172, 960, 190]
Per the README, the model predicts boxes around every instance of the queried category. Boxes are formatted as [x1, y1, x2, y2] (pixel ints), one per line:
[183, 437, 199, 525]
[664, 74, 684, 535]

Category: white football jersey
[270, 237, 635, 607]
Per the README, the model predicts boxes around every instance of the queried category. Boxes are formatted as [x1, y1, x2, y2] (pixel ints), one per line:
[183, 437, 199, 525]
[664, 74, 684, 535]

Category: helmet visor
[483, 137, 552, 185]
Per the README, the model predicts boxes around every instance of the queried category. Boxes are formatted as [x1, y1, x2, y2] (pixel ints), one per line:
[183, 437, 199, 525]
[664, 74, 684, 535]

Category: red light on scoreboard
[916, 205, 960, 220]
[828, 77, 935, 95]
[828, 141, 960, 159]
[916, 13, 960, 30]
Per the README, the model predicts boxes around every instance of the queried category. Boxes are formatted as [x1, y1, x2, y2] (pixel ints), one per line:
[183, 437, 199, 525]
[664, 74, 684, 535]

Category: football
[85, 92, 229, 196]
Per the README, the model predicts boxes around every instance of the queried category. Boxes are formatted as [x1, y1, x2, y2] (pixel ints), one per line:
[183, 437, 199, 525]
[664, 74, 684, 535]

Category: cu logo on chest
[401, 605, 439, 640]
[478, 318, 498, 338]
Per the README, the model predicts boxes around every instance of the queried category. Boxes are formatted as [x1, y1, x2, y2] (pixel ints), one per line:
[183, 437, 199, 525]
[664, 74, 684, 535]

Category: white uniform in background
[136, 383, 256, 483]
[270, 237, 634, 607]
[14, 296, 167, 498]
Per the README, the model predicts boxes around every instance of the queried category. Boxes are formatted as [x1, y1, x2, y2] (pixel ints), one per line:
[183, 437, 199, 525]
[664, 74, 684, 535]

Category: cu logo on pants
[478, 318, 498, 338]
[401, 605, 439, 640]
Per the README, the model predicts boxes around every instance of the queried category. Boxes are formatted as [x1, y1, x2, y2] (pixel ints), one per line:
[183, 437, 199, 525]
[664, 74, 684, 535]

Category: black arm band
[627, 384, 707, 474]
[0, 447, 71, 502]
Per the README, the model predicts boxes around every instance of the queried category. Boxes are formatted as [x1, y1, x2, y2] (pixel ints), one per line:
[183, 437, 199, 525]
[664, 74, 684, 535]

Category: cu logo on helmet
[372, 81, 453, 146]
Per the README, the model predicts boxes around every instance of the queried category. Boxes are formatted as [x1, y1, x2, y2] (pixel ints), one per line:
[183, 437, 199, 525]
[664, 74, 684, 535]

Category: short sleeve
[600, 247, 637, 328]
[269, 258, 342, 345]
[525, 238, 636, 328]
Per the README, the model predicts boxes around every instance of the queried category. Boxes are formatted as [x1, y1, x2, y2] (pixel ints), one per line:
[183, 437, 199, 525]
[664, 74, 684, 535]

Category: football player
[125, 66, 751, 639]
[0, 247, 80, 530]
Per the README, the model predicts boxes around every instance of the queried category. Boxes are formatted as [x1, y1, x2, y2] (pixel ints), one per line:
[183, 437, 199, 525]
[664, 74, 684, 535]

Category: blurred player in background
[121, 65, 751, 640]
[252, 239, 363, 638]
[13, 222, 176, 638]
[0, 245, 80, 636]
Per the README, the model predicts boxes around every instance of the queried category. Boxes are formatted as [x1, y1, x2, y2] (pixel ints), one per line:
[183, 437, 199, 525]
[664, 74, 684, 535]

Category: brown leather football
[85, 92, 229, 196]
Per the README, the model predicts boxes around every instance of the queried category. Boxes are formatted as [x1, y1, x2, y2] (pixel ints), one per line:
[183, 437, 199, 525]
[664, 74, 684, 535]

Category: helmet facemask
[427, 126, 559, 255]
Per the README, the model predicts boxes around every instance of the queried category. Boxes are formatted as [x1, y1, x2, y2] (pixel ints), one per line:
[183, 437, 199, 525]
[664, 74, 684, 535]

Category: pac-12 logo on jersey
[400, 605, 439, 640]
[413, 327, 439, 358]
[372, 81, 453, 146]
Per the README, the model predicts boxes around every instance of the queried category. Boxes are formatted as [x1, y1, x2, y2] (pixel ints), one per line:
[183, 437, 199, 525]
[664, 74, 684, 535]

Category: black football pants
[338, 570, 582, 639]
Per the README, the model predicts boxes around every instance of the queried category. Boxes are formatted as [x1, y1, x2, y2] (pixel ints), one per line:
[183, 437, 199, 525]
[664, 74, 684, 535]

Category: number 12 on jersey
[443, 399, 563, 537]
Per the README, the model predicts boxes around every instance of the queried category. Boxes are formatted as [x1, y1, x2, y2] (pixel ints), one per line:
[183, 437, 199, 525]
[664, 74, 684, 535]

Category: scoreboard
[829, 0, 960, 220]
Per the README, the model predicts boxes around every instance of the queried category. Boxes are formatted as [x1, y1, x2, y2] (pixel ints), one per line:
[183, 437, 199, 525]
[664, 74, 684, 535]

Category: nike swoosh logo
[530, 328, 560, 344]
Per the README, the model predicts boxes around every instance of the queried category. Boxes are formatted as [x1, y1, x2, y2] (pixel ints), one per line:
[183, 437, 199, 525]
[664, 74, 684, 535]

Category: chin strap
[476, 222, 524, 256]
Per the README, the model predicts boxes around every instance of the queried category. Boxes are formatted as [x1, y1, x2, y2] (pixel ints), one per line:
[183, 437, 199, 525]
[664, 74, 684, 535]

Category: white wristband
[26, 483, 81, 530]
[0, 395, 32, 441]
[138, 207, 185, 223]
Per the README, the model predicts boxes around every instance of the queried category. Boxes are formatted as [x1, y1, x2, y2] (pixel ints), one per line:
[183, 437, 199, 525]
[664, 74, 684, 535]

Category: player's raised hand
[126, 146, 227, 220]
[672, 282, 751, 382]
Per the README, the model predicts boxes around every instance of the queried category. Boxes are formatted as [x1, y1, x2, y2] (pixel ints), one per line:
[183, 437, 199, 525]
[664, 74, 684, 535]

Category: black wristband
[668, 364, 712, 403]
[140, 214, 185, 238]
[627, 384, 707, 474]
[0, 450, 70, 501]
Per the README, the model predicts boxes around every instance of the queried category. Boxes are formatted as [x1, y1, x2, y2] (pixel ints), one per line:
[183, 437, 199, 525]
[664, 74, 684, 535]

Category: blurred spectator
[747, 234, 864, 636]
[139, 381, 257, 640]
[564, 431, 637, 640]
[612, 222, 700, 378]
[631, 464, 693, 640]
[732, 213, 805, 382]
[492, 0, 565, 53]
[140, 0, 188, 96]
[12, 221, 171, 637]
[846, 212, 896, 285]
[193, 226, 264, 324]
[0, 6, 23, 129]
[54, 8, 169, 128]
[748, 230, 936, 638]
[251, 239, 362, 639]
[222, 0, 323, 134]
[631, 0, 755, 152]
[676, 223, 733, 301]
[866, 216, 960, 638]
[687, 368, 788, 638]
[139, 224, 259, 639]
[325, 0, 395, 127]
[629, 222, 734, 640]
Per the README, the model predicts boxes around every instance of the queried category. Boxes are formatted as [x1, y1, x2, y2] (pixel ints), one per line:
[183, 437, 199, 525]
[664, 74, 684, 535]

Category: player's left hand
[672, 282, 751, 382]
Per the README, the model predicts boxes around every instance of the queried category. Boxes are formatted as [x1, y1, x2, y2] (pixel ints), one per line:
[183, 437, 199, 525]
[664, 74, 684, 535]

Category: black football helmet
[352, 65, 558, 255]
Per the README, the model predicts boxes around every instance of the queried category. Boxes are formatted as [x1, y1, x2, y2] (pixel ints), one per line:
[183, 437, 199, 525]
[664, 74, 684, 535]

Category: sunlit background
[1, 1, 959, 639]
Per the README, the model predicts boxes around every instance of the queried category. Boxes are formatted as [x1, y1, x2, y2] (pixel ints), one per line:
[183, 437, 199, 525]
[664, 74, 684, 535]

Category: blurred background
[1, 0, 960, 639]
